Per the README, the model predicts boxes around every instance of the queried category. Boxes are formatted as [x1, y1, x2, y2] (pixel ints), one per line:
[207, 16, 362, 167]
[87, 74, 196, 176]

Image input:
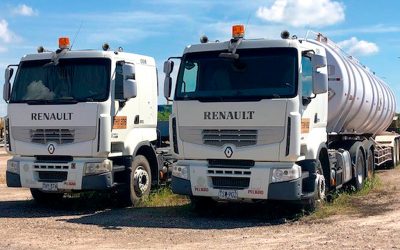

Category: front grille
[35, 155, 73, 163]
[37, 171, 68, 183]
[212, 177, 250, 190]
[208, 159, 255, 168]
[30, 129, 74, 144]
[202, 129, 257, 147]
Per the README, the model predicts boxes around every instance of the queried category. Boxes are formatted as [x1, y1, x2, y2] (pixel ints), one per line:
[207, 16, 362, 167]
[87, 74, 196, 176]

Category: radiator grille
[37, 171, 68, 183]
[202, 129, 257, 147]
[30, 129, 74, 144]
[212, 177, 250, 190]
[208, 159, 255, 168]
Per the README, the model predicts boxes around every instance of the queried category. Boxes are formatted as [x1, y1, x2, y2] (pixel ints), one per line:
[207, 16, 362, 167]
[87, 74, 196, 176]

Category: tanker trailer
[164, 26, 399, 210]
[309, 32, 399, 171]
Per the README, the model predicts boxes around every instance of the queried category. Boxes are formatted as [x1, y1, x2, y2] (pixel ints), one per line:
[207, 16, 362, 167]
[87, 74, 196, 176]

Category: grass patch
[137, 186, 190, 208]
[307, 176, 382, 220]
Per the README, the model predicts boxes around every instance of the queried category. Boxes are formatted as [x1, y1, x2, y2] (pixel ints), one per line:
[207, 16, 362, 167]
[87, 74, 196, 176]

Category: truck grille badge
[48, 144, 55, 154]
[224, 146, 233, 158]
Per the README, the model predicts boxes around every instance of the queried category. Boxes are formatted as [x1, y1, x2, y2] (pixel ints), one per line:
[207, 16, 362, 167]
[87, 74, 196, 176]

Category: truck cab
[4, 38, 166, 205]
[164, 26, 329, 208]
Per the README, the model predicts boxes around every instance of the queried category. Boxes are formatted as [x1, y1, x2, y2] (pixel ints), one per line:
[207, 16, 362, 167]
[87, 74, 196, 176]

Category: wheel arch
[133, 141, 159, 183]
[317, 144, 330, 190]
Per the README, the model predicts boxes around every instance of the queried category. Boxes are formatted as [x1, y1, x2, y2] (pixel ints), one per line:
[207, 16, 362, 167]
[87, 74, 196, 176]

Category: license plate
[42, 182, 58, 192]
[218, 190, 238, 200]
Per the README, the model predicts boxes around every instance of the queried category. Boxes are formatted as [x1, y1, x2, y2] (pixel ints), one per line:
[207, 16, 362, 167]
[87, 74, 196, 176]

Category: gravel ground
[0, 151, 400, 249]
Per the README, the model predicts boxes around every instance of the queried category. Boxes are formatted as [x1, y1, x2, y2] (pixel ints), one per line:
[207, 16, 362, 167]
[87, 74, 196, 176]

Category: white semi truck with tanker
[164, 25, 399, 210]
[4, 37, 172, 205]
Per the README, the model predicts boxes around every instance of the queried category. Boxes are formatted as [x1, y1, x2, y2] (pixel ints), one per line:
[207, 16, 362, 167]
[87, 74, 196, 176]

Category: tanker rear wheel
[366, 148, 374, 179]
[353, 149, 366, 190]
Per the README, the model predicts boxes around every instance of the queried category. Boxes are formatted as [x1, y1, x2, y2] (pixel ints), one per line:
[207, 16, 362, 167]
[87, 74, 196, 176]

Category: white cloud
[0, 19, 21, 53]
[0, 19, 15, 44]
[256, 0, 345, 27]
[13, 4, 38, 16]
[337, 37, 379, 56]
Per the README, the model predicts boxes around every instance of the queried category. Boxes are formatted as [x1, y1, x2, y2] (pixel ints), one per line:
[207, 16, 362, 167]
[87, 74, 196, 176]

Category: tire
[129, 155, 152, 206]
[352, 149, 366, 190]
[30, 188, 64, 204]
[366, 148, 375, 179]
[303, 161, 326, 212]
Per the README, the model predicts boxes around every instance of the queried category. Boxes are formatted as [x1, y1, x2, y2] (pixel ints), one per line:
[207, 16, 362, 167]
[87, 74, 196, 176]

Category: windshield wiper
[52, 98, 78, 104]
[25, 98, 78, 105]
[26, 99, 50, 105]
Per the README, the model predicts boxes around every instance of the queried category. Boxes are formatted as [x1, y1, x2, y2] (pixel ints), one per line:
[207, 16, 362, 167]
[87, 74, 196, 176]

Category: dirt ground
[0, 151, 400, 249]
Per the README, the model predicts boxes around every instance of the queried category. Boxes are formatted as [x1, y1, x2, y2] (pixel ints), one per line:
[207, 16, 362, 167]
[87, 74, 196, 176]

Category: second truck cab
[5, 37, 168, 205]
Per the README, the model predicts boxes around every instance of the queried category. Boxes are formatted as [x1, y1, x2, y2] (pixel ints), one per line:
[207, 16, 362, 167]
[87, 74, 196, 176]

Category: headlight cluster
[84, 160, 112, 175]
[271, 165, 301, 183]
[7, 160, 20, 174]
[172, 164, 190, 180]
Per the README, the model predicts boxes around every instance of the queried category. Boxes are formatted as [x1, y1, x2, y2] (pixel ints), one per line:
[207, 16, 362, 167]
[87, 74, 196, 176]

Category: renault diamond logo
[224, 146, 233, 158]
[48, 144, 55, 154]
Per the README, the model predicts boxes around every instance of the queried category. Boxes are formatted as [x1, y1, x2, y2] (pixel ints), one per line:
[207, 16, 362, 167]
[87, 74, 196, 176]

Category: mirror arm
[167, 56, 182, 61]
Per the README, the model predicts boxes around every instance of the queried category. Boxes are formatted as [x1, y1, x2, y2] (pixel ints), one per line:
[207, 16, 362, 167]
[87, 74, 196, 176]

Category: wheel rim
[357, 154, 364, 185]
[133, 166, 150, 197]
[316, 172, 326, 200]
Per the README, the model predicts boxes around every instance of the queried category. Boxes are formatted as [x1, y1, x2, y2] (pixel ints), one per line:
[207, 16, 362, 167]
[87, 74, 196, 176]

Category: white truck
[4, 37, 172, 205]
[163, 26, 399, 210]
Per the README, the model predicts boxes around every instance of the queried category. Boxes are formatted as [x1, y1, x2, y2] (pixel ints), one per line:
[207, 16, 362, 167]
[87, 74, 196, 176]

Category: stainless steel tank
[310, 36, 396, 135]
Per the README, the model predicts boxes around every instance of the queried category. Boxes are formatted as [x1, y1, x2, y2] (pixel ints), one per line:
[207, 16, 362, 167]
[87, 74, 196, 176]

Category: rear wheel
[366, 148, 375, 179]
[30, 188, 64, 204]
[353, 149, 366, 190]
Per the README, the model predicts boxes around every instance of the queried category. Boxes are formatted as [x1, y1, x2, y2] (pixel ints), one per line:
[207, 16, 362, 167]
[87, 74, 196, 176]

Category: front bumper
[171, 160, 310, 201]
[6, 156, 113, 191]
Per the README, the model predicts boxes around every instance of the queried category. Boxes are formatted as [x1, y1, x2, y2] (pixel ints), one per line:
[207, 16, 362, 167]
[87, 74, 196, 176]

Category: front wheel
[304, 162, 326, 212]
[129, 155, 152, 206]
[30, 188, 64, 204]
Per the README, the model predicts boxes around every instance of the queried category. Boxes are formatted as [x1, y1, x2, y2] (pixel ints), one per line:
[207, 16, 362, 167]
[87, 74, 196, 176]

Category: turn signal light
[59, 37, 70, 49]
[232, 25, 245, 39]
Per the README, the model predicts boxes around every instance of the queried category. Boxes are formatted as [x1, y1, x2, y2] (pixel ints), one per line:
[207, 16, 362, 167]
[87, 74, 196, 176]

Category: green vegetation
[137, 186, 189, 207]
[307, 176, 382, 220]
[157, 104, 172, 121]
[157, 111, 171, 121]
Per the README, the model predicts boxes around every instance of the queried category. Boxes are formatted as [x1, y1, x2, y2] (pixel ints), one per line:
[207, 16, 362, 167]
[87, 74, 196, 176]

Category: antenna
[70, 21, 83, 50]
[245, 11, 252, 30]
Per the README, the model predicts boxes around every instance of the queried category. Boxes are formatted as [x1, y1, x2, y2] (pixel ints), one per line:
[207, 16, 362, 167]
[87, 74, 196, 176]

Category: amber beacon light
[232, 25, 245, 39]
[58, 37, 70, 49]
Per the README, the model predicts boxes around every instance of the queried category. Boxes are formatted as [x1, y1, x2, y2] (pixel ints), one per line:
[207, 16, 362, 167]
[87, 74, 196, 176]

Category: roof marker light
[232, 25, 245, 39]
[58, 37, 70, 49]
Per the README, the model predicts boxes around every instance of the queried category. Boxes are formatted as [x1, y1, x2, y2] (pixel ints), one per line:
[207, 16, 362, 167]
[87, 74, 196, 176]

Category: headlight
[7, 160, 20, 174]
[84, 160, 112, 175]
[271, 165, 301, 183]
[172, 164, 190, 180]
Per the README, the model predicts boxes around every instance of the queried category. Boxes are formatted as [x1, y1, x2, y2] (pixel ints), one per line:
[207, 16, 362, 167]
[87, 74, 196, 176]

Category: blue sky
[0, 0, 399, 114]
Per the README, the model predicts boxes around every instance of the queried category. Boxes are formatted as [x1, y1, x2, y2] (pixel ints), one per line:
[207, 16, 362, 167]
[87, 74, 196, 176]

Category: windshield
[10, 58, 111, 103]
[175, 48, 298, 101]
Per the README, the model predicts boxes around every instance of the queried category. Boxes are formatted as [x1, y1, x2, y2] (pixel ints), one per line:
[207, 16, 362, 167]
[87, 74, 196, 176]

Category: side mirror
[163, 60, 174, 99]
[3, 67, 13, 102]
[312, 71, 328, 94]
[164, 76, 172, 99]
[163, 60, 174, 75]
[122, 63, 135, 77]
[122, 64, 136, 100]
[123, 79, 137, 99]
[311, 54, 327, 69]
